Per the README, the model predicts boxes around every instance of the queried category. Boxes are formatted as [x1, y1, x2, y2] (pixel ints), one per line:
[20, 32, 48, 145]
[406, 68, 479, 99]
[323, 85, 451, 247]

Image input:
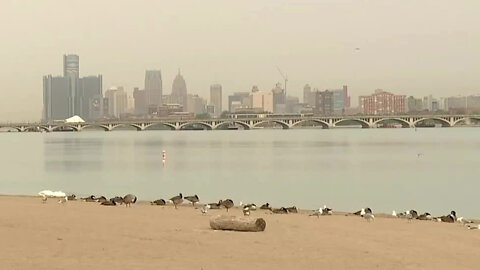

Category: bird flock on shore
[37, 190, 480, 230]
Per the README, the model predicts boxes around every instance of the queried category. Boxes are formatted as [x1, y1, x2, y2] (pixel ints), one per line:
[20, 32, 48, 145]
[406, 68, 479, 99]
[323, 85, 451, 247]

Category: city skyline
[2, 0, 480, 121]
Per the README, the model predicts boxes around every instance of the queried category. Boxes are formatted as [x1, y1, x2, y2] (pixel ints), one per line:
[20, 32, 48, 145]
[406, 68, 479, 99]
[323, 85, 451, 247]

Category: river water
[1, 128, 479, 217]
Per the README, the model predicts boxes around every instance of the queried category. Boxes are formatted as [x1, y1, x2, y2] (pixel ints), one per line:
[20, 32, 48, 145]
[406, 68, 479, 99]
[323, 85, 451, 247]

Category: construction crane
[276, 66, 288, 97]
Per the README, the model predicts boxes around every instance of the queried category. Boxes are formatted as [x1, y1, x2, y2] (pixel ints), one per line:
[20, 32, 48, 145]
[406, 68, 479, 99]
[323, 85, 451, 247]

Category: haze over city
[1, 0, 480, 121]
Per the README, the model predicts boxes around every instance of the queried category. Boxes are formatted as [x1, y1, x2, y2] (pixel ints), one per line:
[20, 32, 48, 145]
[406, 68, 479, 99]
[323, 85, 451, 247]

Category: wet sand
[1, 195, 479, 270]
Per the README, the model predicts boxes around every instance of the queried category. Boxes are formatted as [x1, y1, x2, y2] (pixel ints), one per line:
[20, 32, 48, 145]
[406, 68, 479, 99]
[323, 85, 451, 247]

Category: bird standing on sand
[41, 195, 47, 203]
[170, 193, 183, 209]
[353, 208, 372, 216]
[310, 208, 323, 218]
[260, 203, 272, 210]
[123, 194, 137, 207]
[220, 199, 234, 212]
[185, 195, 200, 207]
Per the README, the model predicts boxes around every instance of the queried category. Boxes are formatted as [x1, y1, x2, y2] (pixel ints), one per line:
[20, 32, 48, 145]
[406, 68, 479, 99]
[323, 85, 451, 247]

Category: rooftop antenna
[276, 66, 288, 97]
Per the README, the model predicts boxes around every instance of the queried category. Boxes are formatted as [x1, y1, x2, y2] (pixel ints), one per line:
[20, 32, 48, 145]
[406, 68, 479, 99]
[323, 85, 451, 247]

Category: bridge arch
[334, 118, 370, 128]
[109, 123, 143, 131]
[290, 119, 329, 129]
[81, 124, 110, 131]
[372, 118, 411, 128]
[452, 117, 480, 126]
[252, 120, 290, 129]
[413, 117, 451, 127]
[0, 126, 21, 132]
[144, 122, 176, 130]
[179, 122, 213, 130]
[213, 121, 251, 130]
[51, 125, 79, 132]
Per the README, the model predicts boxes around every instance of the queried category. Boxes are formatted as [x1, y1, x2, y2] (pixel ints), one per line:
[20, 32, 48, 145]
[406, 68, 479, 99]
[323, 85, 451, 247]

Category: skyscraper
[63, 54, 79, 114]
[272, 83, 286, 113]
[210, 84, 222, 116]
[144, 70, 162, 107]
[315, 90, 334, 116]
[171, 70, 187, 110]
[359, 90, 406, 115]
[77, 75, 103, 120]
[105, 86, 127, 118]
[133, 87, 147, 115]
[43, 75, 70, 122]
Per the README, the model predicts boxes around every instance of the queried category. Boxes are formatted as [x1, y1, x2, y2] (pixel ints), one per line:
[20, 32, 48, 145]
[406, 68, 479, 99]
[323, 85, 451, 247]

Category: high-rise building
[359, 89, 406, 115]
[171, 70, 187, 110]
[186, 94, 207, 115]
[407, 96, 423, 112]
[77, 75, 103, 120]
[210, 84, 222, 116]
[250, 87, 273, 113]
[329, 85, 350, 115]
[43, 75, 71, 122]
[228, 92, 250, 112]
[303, 84, 315, 107]
[133, 87, 147, 115]
[145, 70, 163, 107]
[272, 83, 286, 113]
[315, 90, 334, 116]
[63, 54, 79, 114]
[105, 86, 127, 118]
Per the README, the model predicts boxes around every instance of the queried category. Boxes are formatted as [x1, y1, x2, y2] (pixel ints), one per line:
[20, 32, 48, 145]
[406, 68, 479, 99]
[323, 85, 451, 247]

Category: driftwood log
[210, 215, 266, 232]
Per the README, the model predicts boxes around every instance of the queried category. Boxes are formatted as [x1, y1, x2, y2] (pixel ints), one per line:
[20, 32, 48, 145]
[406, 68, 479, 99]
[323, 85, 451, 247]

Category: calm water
[1, 128, 479, 217]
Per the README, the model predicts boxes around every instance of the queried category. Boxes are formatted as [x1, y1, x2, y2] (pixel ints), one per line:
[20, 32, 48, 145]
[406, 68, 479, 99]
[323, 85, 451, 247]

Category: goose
[184, 195, 200, 207]
[96, 196, 108, 203]
[151, 199, 166, 205]
[123, 194, 137, 207]
[242, 206, 251, 216]
[417, 212, 433, 220]
[67, 194, 76, 201]
[467, 224, 480, 230]
[353, 207, 372, 216]
[41, 195, 48, 203]
[435, 211, 456, 223]
[271, 207, 289, 214]
[260, 203, 272, 210]
[322, 205, 333, 215]
[111, 196, 125, 204]
[101, 199, 117, 206]
[285, 206, 298, 213]
[170, 193, 183, 209]
[220, 199, 234, 212]
[245, 204, 257, 211]
[82, 195, 96, 202]
[208, 200, 222, 209]
[201, 204, 210, 215]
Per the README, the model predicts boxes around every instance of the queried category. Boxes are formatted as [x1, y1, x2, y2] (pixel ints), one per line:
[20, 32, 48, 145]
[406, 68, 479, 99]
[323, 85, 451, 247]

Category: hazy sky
[1, 0, 480, 121]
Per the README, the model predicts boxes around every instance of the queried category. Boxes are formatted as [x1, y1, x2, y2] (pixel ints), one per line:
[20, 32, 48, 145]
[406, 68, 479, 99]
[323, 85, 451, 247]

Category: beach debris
[210, 215, 266, 232]
[123, 194, 137, 207]
[184, 195, 200, 207]
[169, 193, 183, 209]
[151, 199, 166, 205]
[201, 204, 210, 215]
[220, 199, 234, 212]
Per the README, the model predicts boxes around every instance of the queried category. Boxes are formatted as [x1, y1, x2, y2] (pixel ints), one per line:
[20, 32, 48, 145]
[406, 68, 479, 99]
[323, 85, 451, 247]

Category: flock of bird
[37, 190, 479, 230]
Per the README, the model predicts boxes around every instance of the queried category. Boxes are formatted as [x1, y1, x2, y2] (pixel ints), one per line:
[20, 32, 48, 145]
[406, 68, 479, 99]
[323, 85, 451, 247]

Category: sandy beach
[1, 195, 479, 270]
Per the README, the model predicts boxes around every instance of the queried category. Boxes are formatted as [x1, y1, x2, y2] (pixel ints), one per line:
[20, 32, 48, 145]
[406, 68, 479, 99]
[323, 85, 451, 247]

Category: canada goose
[353, 208, 372, 216]
[208, 200, 222, 209]
[220, 199, 234, 212]
[101, 199, 117, 206]
[417, 212, 433, 220]
[242, 206, 251, 216]
[271, 207, 289, 214]
[82, 195, 96, 202]
[151, 199, 166, 205]
[285, 206, 298, 213]
[260, 203, 272, 210]
[67, 194, 76, 201]
[96, 196, 108, 203]
[435, 211, 457, 223]
[123, 194, 137, 207]
[201, 204, 210, 215]
[111, 196, 124, 204]
[170, 193, 183, 209]
[322, 205, 333, 215]
[184, 195, 199, 207]
[245, 204, 257, 211]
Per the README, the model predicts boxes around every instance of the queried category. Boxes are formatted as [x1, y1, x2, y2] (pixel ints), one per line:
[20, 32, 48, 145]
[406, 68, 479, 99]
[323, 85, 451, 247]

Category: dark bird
[242, 206, 251, 216]
[67, 194, 76, 201]
[96, 196, 108, 203]
[208, 200, 222, 209]
[170, 193, 183, 209]
[220, 199, 234, 212]
[260, 203, 272, 210]
[184, 195, 200, 207]
[271, 207, 289, 214]
[110, 196, 124, 205]
[101, 199, 117, 206]
[417, 212, 433, 220]
[244, 203, 257, 211]
[151, 199, 166, 206]
[123, 194, 137, 207]
[82, 195, 96, 202]
[285, 206, 298, 213]
[436, 210, 457, 223]
[353, 208, 372, 216]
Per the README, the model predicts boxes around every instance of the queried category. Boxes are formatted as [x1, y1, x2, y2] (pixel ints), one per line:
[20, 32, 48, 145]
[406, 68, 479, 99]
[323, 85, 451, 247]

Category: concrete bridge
[1, 115, 479, 132]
